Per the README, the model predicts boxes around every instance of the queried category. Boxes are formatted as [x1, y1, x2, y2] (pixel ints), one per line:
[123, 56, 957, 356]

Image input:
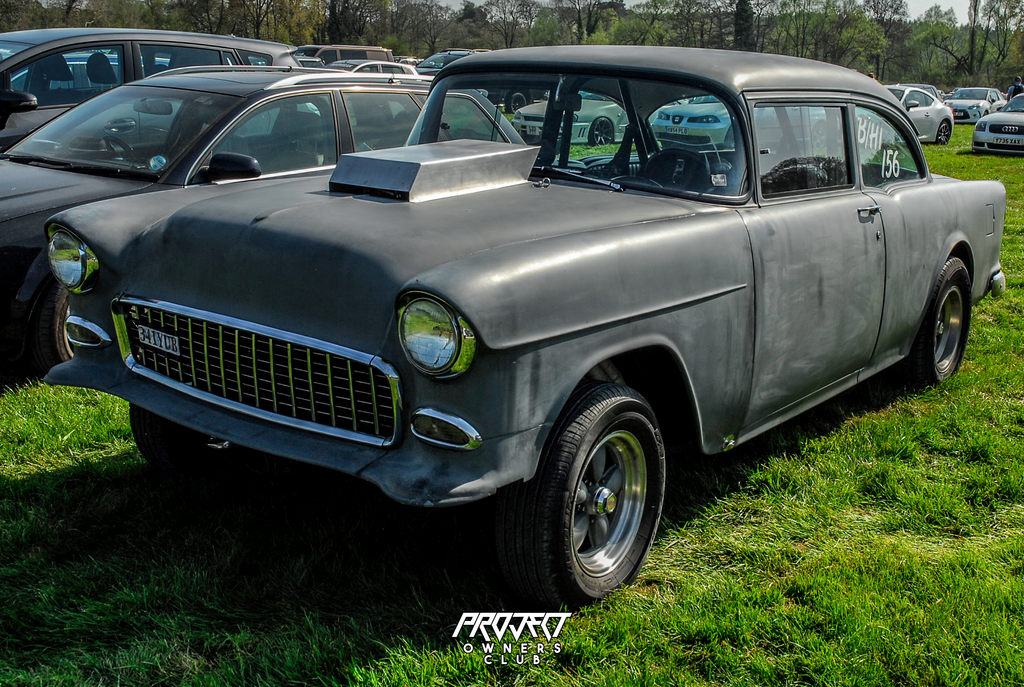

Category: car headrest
[37, 54, 74, 83]
[86, 52, 119, 85]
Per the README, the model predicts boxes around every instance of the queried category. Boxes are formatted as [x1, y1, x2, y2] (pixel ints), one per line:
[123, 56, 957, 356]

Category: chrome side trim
[411, 408, 482, 451]
[65, 316, 112, 348]
[111, 296, 403, 448]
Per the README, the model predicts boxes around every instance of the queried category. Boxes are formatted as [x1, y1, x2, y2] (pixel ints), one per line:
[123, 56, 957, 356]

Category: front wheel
[495, 383, 665, 609]
[30, 281, 73, 373]
[935, 120, 952, 145]
[908, 257, 971, 386]
[129, 404, 224, 477]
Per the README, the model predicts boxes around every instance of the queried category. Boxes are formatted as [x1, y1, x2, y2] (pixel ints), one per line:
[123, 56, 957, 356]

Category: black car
[0, 66, 431, 371]
[414, 49, 489, 76]
[0, 28, 302, 149]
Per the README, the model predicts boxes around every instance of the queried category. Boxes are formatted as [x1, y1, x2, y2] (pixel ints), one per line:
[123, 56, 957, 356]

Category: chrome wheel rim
[572, 429, 646, 575]
[934, 285, 963, 374]
[591, 118, 614, 145]
[510, 92, 527, 111]
[937, 122, 951, 144]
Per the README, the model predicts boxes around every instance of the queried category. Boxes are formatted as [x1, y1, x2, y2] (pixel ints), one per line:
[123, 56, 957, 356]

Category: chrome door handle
[858, 205, 881, 217]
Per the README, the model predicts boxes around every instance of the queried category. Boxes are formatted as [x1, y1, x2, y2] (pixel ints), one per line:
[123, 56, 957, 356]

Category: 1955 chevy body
[44, 46, 1006, 607]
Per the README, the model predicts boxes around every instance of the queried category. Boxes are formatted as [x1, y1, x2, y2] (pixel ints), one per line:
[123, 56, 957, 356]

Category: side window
[855, 106, 923, 188]
[907, 91, 933, 108]
[10, 46, 123, 107]
[434, 91, 506, 143]
[355, 64, 379, 73]
[221, 51, 238, 65]
[755, 104, 849, 196]
[238, 50, 272, 66]
[210, 93, 337, 175]
[344, 91, 423, 151]
[141, 44, 221, 76]
[381, 64, 405, 74]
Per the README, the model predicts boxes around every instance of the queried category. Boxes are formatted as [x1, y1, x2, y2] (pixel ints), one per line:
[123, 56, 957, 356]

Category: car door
[905, 90, 937, 140]
[1, 42, 128, 149]
[740, 100, 886, 427]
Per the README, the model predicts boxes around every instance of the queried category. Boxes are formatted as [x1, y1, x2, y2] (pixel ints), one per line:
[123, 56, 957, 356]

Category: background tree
[734, 0, 754, 49]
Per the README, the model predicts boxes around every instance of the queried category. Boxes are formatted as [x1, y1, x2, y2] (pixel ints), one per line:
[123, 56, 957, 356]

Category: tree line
[3, 0, 1023, 89]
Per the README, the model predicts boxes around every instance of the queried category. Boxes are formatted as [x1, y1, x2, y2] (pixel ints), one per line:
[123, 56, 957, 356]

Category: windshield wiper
[0, 153, 74, 169]
[0, 153, 156, 180]
[532, 166, 624, 192]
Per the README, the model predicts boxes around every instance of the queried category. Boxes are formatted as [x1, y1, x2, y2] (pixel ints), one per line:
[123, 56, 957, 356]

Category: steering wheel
[100, 134, 137, 162]
[642, 148, 709, 191]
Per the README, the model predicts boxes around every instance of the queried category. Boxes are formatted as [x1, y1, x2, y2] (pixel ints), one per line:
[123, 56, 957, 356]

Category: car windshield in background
[418, 53, 458, 70]
[0, 39, 30, 63]
[9, 85, 240, 176]
[409, 72, 747, 199]
[1003, 97, 1024, 112]
[954, 89, 989, 100]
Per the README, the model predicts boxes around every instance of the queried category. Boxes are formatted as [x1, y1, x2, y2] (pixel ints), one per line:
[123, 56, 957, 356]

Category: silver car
[972, 95, 1024, 154]
[887, 85, 953, 144]
[946, 87, 1007, 123]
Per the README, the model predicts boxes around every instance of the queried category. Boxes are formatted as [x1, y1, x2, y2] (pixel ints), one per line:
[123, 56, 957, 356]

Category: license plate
[137, 324, 180, 356]
[528, 125, 540, 135]
[993, 137, 1024, 145]
[666, 126, 689, 135]
[955, 111, 967, 118]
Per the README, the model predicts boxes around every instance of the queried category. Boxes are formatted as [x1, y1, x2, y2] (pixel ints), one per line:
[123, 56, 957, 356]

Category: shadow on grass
[0, 360, 36, 396]
[0, 369, 915, 679]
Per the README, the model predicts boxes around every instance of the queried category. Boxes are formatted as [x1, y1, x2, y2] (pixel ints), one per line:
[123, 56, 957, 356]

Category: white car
[973, 95, 1024, 154]
[886, 85, 953, 144]
[326, 59, 420, 76]
[946, 87, 1006, 123]
[511, 91, 627, 145]
[650, 95, 732, 147]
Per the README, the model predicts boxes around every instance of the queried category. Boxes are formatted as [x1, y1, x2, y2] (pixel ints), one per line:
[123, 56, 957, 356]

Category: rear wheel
[495, 383, 665, 609]
[935, 120, 952, 145]
[30, 281, 73, 373]
[908, 257, 971, 386]
[588, 117, 615, 146]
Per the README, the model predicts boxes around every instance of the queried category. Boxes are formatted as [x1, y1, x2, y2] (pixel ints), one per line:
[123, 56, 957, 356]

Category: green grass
[3, 124, 1024, 685]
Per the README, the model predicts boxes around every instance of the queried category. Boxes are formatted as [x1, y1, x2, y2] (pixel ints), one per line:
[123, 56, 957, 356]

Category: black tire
[30, 281, 73, 373]
[504, 91, 529, 114]
[908, 257, 971, 387]
[495, 382, 666, 609]
[935, 120, 952, 145]
[129, 403, 222, 477]
[587, 116, 615, 146]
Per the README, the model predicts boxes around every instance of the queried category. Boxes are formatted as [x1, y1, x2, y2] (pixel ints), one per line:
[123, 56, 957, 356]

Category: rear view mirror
[133, 98, 174, 116]
[202, 152, 261, 182]
[0, 90, 38, 130]
[906, 100, 921, 109]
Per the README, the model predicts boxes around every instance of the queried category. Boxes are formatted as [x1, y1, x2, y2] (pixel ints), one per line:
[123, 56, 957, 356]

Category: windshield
[419, 53, 459, 70]
[8, 84, 241, 176]
[1004, 96, 1024, 112]
[951, 89, 989, 100]
[408, 71, 747, 199]
[0, 39, 30, 63]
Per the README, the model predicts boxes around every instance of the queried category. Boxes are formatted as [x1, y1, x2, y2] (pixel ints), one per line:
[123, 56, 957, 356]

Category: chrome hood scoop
[328, 140, 539, 202]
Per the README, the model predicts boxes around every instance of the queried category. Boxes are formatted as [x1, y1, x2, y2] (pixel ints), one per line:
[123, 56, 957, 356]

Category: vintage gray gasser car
[44, 46, 1007, 609]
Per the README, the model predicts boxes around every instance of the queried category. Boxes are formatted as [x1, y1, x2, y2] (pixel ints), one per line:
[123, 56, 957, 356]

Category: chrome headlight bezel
[46, 224, 99, 293]
[397, 293, 476, 378]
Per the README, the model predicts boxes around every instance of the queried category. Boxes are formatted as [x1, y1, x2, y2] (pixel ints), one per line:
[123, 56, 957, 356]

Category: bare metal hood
[328, 140, 539, 202]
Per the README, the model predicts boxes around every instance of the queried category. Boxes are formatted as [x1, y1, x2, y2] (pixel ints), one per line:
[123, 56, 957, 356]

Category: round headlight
[398, 296, 476, 376]
[47, 227, 99, 293]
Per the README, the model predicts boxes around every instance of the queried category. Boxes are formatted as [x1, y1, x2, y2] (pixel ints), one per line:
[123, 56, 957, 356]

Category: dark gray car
[45, 46, 1006, 608]
[0, 28, 302, 150]
[0, 66, 429, 370]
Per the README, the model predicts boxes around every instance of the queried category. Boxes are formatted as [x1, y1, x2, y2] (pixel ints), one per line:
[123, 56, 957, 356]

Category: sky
[901, 0, 966, 22]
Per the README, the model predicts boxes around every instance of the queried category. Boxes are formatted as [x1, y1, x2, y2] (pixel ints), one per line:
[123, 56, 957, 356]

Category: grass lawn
[2, 124, 1023, 685]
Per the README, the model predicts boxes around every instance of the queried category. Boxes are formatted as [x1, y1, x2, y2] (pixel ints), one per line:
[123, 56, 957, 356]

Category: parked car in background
[325, 59, 419, 75]
[396, 56, 421, 66]
[946, 87, 1006, 123]
[896, 83, 943, 102]
[512, 90, 627, 145]
[295, 45, 394, 63]
[46, 46, 1005, 609]
[886, 85, 953, 144]
[296, 56, 325, 68]
[972, 95, 1024, 154]
[414, 49, 489, 75]
[650, 94, 733, 147]
[0, 28, 300, 149]
[0, 66, 429, 371]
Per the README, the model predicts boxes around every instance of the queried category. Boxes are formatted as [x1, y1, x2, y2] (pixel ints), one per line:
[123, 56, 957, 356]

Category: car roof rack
[149, 64, 309, 78]
[264, 71, 433, 89]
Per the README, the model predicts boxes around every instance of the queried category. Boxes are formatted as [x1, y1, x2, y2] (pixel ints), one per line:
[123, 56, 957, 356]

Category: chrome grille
[113, 298, 399, 445]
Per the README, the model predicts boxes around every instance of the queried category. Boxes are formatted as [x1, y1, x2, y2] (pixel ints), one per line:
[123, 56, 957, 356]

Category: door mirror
[202, 152, 262, 182]
[0, 90, 38, 129]
[906, 99, 921, 109]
